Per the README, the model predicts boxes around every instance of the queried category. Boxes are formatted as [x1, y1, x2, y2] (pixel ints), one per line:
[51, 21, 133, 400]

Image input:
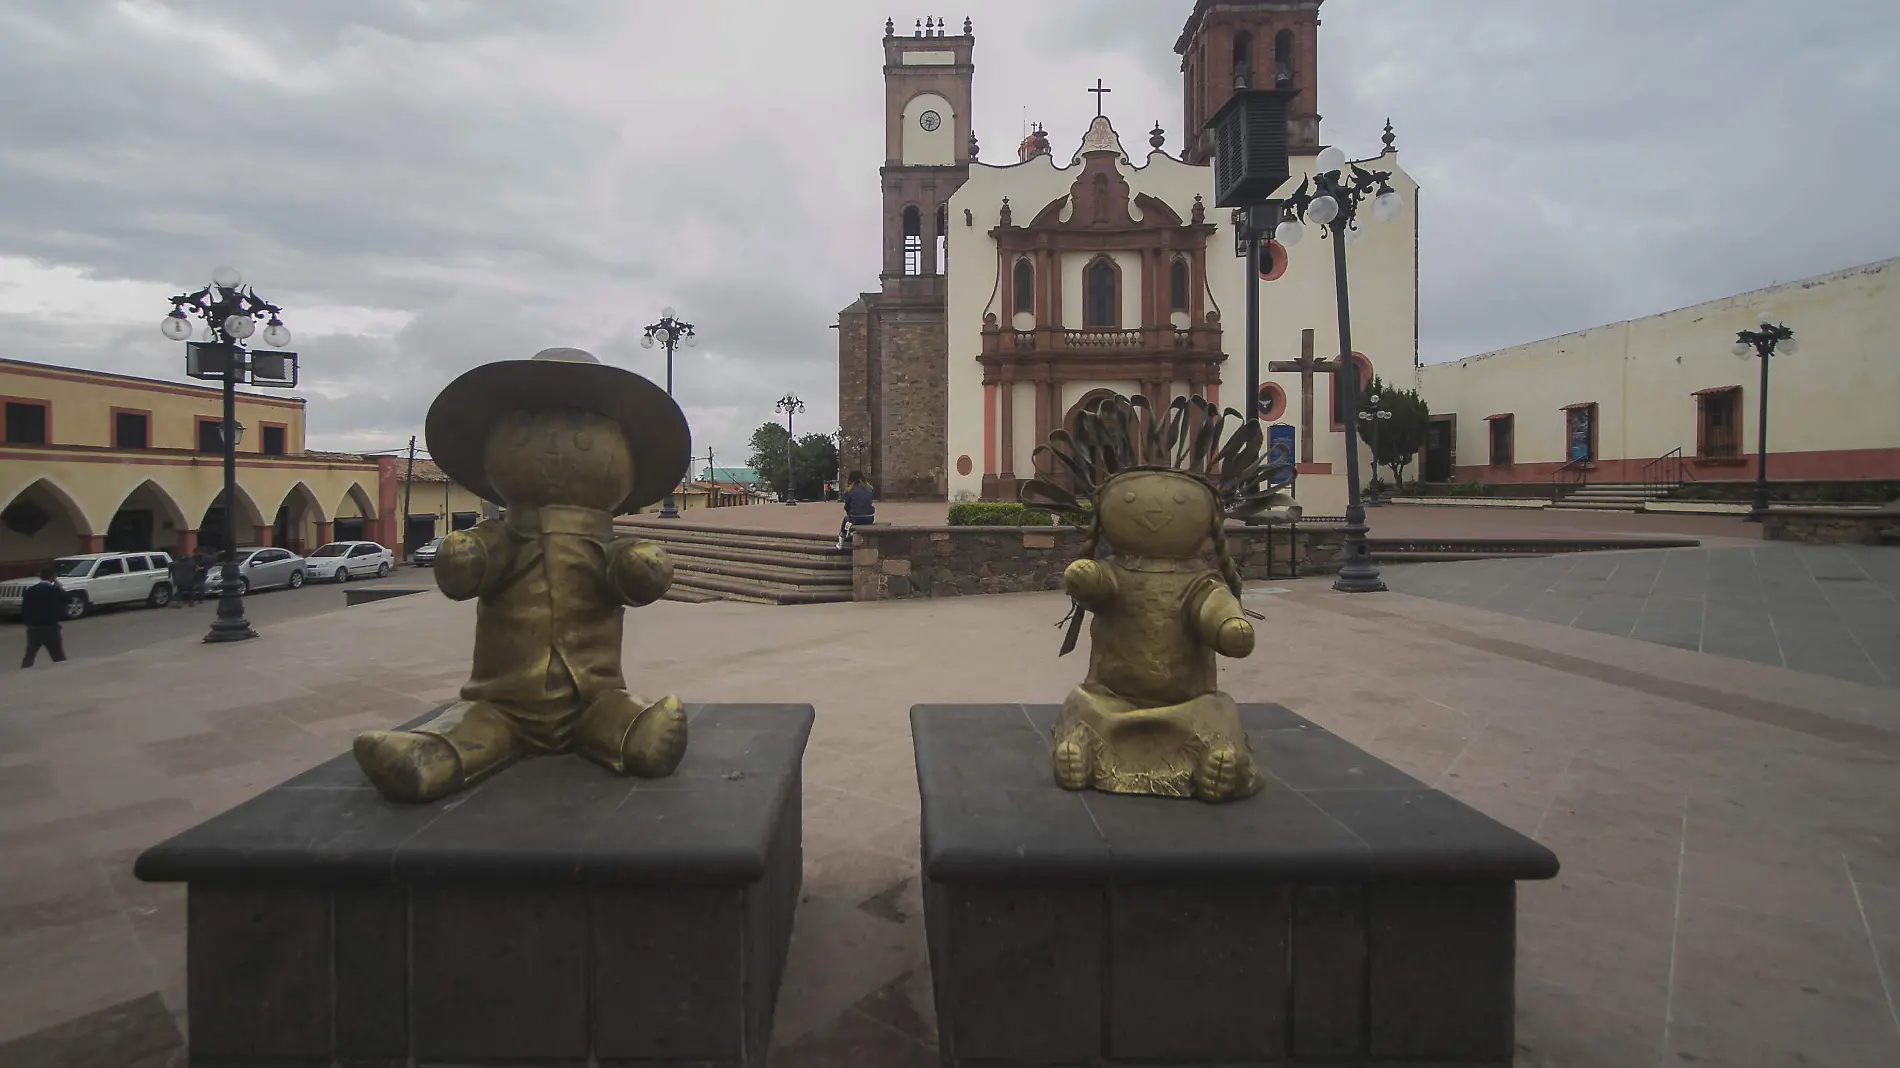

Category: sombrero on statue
[425, 347, 690, 515]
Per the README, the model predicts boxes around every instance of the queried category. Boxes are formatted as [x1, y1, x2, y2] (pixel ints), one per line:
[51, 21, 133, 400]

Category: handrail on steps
[1551, 459, 1589, 503]
[1641, 447, 1697, 499]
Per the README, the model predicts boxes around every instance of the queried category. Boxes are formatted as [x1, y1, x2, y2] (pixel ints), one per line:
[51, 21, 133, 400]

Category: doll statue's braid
[1212, 519, 1244, 599]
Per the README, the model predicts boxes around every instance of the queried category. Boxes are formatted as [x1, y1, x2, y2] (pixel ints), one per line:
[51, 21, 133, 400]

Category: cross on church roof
[1088, 78, 1111, 116]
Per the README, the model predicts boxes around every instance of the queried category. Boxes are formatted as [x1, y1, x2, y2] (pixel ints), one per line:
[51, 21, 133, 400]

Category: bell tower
[1176, 0, 1322, 163]
[838, 16, 976, 501]
[879, 15, 975, 294]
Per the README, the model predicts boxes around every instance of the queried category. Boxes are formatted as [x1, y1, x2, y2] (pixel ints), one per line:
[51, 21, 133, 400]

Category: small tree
[746, 422, 791, 500]
[745, 423, 839, 501]
[1357, 375, 1430, 491]
[793, 433, 838, 501]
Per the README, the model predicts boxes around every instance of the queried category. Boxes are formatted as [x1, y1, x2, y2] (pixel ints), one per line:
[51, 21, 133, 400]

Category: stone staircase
[1548, 481, 1672, 512]
[615, 521, 853, 605]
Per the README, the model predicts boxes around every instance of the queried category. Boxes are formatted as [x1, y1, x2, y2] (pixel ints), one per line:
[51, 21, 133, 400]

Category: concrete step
[671, 570, 853, 606]
[1376, 550, 1554, 563]
[661, 585, 722, 604]
[663, 542, 852, 572]
[1547, 502, 1644, 512]
[669, 556, 852, 589]
[619, 520, 840, 549]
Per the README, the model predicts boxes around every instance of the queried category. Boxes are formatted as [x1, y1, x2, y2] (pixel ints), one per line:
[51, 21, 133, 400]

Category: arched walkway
[196, 484, 266, 554]
[104, 479, 190, 554]
[332, 481, 377, 542]
[0, 477, 94, 577]
[272, 481, 328, 555]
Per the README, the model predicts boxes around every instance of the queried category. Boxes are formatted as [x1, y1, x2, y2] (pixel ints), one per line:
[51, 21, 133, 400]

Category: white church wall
[1420, 257, 1900, 484]
[1203, 152, 1420, 498]
[942, 137, 1423, 506]
[900, 93, 956, 166]
[1010, 381, 1037, 476]
[945, 154, 1082, 500]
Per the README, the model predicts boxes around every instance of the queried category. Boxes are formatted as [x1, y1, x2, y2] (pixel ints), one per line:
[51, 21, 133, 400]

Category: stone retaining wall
[851, 524, 1346, 601]
[1761, 508, 1900, 545]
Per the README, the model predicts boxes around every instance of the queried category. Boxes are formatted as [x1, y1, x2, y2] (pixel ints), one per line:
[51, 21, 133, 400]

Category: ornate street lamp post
[160, 266, 296, 642]
[775, 394, 805, 505]
[1277, 146, 1406, 592]
[641, 307, 697, 519]
[1733, 322, 1796, 521]
[1359, 391, 1393, 507]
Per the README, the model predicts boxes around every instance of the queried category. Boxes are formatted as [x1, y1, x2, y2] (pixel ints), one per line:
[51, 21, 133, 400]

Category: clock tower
[838, 16, 976, 500]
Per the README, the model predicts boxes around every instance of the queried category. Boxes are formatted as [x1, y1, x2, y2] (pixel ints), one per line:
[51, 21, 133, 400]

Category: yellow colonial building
[0, 357, 396, 577]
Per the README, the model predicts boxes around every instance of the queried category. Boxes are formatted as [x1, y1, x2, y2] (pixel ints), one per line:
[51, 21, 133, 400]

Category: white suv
[0, 551, 176, 619]
[304, 541, 394, 582]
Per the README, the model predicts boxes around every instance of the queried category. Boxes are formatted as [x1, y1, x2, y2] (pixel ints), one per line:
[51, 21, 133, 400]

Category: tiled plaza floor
[1386, 545, 1900, 689]
[3, 569, 1898, 1066]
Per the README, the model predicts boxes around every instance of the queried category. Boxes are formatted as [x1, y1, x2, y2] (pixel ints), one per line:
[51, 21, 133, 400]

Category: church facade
[838, 1, 1420, 514]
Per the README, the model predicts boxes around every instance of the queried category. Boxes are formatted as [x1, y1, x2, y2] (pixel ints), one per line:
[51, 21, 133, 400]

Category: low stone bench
[913, 703, 1559, 1067]
[136, 703, 812, 1067]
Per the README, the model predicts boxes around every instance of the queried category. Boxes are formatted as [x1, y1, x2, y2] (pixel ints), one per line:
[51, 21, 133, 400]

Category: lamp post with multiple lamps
[160, 266, 296, 642]
[775, 394, 804, 505]
[1359, 390, 1394, 507]
[1733, 322, 1796, 522]
[1275, 147, 1405, 593]
[641, 308, 697, 519]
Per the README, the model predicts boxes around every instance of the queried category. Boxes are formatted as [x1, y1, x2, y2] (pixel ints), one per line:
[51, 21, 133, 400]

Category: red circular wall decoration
[956, 454, 973, 476]
[1257, 239, 1289, 282]
[1258, 383, 1287, 422]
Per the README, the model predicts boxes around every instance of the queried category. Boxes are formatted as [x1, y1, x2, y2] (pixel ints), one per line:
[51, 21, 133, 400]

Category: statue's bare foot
[1053, 730, 1093, 791]
[1192, 740, 1251, 802]
[354, 731, 462, 804]
[625, 695, 688, 778]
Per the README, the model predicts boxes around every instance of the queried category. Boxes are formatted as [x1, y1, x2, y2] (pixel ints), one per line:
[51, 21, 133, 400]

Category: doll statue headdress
[1018, 393, 1298, 802]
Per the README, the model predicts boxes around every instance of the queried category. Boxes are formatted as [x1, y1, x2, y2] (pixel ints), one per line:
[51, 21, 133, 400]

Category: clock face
[919, 110, 942, 132]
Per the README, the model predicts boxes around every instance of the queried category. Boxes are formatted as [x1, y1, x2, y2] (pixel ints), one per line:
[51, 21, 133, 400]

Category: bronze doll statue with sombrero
[352, 347, 692, 803]
[1020, 394, 1299, 803]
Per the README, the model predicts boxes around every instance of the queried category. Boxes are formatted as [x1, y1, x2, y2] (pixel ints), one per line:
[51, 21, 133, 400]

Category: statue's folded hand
[608, 540, 673, 606]
[434, 529, 491, 601]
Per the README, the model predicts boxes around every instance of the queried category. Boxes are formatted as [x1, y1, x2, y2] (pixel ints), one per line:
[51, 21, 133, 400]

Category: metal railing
[1551, 458, 1589, 502]
[1641, 447, 1698, 498]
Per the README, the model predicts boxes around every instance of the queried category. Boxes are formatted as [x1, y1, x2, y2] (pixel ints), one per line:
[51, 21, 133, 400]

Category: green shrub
[947, 502, 1057, 526]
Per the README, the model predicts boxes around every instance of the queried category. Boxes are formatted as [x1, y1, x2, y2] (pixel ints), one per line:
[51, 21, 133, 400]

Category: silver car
[205, 547, 308, 595]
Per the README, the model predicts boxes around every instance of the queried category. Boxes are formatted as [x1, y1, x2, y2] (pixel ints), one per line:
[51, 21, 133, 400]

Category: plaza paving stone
[1386, 545, 1900, 689]
[2, 563, 1898, 1066]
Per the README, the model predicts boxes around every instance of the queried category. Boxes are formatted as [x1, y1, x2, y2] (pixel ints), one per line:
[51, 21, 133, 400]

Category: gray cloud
[1, 0, 1895, 461]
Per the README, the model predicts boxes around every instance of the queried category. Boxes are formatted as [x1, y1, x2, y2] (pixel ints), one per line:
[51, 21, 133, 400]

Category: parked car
[304, 541, 394, 582]
[412, 536, 445, 566]
[0, 550, 175, 619]
[204, 547, 308, 594]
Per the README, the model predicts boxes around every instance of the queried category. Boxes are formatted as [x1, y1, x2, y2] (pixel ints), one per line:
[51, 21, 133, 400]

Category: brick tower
[836, 16, 975, 500]
[1176, 0, 1323, 163]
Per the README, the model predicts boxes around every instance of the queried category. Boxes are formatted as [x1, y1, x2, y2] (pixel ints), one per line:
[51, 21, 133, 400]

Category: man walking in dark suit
[20, 566, 71, 668]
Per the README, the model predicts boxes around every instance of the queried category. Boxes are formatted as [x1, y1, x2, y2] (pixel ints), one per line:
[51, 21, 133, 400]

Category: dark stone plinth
[913, 703, 1559, 1067]
[345, 585, 429, 606]
[136, 703, 812, 1067]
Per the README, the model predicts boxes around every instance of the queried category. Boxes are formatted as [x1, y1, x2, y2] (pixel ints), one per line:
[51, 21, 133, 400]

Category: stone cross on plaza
[1267, 328, 1337, 463]
[1088, 78, 1111, 116]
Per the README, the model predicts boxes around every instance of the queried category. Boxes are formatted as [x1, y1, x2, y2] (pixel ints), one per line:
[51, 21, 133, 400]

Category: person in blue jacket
[838, 470, 875, 547]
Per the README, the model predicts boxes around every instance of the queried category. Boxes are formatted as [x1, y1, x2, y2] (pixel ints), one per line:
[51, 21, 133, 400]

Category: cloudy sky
[1, 1, 1895, 460]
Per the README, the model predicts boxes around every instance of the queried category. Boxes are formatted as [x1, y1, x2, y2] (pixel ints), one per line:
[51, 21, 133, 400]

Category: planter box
[136, 703, 813, 1067]
[912, 703, 1559, 1067]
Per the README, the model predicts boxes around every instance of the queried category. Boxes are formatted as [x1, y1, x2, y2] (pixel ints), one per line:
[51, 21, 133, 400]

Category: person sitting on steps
[838, 470, 875, 548]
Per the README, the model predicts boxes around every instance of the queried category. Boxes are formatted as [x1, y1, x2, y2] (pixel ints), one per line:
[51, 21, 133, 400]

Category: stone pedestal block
[912, 703, 1559, 1067]
[136, 703, 812, 1067]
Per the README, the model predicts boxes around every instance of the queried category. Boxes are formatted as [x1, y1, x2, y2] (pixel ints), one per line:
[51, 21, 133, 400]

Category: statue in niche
[1021, 394, 1299, 802]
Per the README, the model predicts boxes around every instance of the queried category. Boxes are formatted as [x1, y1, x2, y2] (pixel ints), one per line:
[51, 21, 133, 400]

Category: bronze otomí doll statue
[352, 348, 692, 803]
[1021, 394, 1299, 803]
